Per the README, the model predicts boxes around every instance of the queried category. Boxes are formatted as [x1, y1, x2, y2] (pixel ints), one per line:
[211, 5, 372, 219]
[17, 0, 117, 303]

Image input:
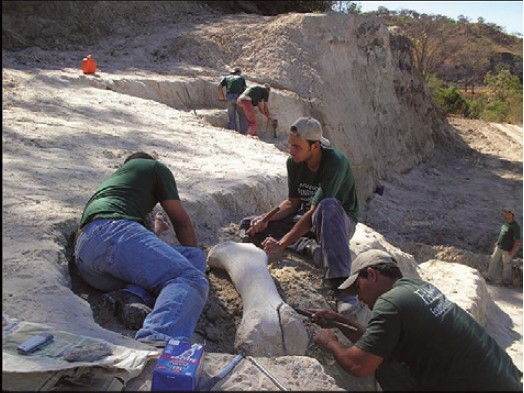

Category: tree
[331, 1, 361, 14]
[401, 14, 463, 81]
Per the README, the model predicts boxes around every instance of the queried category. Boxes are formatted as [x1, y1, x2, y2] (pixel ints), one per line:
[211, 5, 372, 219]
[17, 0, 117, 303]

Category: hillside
[372, 9, 523, 86]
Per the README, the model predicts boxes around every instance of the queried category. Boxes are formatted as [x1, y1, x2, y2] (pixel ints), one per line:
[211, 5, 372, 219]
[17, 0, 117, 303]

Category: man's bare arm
[277, 205, 316, 248]
[314, 328, 383, 377]
[217, 84, 226, 101]
[161, 199, 198, 246]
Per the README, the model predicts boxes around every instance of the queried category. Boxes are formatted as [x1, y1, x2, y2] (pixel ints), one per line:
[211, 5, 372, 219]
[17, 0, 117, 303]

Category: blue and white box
[151, 339, 205, 391]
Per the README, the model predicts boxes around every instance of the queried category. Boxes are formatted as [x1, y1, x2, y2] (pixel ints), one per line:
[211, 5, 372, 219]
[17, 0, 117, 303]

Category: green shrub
[434, 86, 470, 116]
[481, 100, 508, 122]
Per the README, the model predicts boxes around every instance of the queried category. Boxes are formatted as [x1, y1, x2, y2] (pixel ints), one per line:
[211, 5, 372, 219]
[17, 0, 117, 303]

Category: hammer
[241, 206, 281, 242]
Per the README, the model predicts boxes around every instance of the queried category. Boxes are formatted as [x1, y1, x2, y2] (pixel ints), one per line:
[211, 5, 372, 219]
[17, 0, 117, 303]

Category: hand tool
[199, 353, 244, 391]
[245, 206, 280, 237]
[294, 308, 358, 331]
[271, 118, 278, 138]
[246, 356, 288, 391]
[184, 85, 198, 116]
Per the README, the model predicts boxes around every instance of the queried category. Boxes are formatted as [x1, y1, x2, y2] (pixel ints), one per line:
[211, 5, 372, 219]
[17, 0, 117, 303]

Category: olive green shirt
[220, 75, 246, 95]
[244, 85, 269, 106]
[286, 147, 358, 220]
[356, 279, 522, 391]
[497, 220, 521, 251]
[79, 159, 179, 229]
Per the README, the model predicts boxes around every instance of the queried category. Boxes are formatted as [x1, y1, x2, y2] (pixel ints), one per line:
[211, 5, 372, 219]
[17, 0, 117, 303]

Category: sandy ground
[2, 9, 522, 390]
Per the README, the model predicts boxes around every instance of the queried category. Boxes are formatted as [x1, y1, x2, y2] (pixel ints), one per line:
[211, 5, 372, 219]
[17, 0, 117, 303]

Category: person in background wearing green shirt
[310, 249, 522, 391]
[240, 117, 360, 316]
[237, 83, 272, 137]
[74, 152, 209, 347]
[487, 207, 522, 286]
[217, 67, 247, 134]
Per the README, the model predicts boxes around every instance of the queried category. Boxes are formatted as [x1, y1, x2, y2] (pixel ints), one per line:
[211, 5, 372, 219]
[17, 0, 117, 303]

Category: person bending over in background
[217, 66, 247, 134]
[239, 117, 360, 316]
[74, 152, 209, 347]
[310, 249, 523, 391]
[237, 83, 272, 137]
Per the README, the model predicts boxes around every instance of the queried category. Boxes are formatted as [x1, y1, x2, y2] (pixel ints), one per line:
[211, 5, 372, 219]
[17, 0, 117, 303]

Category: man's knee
[317, 198, 343, 212]
[314, 198, 345, 222]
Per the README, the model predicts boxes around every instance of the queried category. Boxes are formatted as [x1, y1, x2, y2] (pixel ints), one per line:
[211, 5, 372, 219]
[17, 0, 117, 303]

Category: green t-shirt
[244, 85, 269, 106]
[286, 147, 358, 220]
[220, 75, 246, 95]
[356, 278, 522, 391]
[497, 220, 521, 251]
[79, 159, 179, 229]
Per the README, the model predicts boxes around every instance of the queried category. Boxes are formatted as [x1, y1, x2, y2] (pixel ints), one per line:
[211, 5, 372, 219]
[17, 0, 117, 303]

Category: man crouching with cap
[309, 249, 522, 391]
[239, 116, 360, 315]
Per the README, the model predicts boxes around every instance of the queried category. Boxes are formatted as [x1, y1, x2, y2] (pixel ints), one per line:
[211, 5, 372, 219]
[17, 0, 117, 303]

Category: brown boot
[101, 290, 152, 330]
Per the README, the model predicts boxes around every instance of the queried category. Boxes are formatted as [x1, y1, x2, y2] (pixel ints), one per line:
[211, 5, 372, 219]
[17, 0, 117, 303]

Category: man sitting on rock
[74, 151, 209, 347]
[310, 249, 523, 391]
[239, 117, 360, 316]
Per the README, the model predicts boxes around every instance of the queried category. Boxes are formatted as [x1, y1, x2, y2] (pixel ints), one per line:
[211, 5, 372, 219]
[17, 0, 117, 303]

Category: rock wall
[233, 13, 443, 201]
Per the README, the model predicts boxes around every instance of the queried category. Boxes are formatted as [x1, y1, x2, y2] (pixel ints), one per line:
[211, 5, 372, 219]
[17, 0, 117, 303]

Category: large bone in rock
[207, 241, 309, 357]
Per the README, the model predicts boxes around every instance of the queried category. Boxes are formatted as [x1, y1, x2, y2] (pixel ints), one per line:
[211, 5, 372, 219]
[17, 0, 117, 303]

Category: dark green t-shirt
[497, 220, 521, 251]
[356, 278, 522, 391]
[79, 159, 179, 229]
[220, 75, 246, 95]
[286, 147, 358, 220]
[244, 85, 269, 106]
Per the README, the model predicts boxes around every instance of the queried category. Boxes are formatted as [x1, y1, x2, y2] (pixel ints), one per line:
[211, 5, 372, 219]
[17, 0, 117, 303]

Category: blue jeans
[74, 219, 209, 342]
[240, 198, 356, 280]
[226, 93, 247, 133]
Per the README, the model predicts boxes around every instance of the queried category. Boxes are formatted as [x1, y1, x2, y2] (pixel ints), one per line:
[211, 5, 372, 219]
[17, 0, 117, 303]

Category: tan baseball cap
[290, 117, 330, 146]
[338, 249, 398, 291]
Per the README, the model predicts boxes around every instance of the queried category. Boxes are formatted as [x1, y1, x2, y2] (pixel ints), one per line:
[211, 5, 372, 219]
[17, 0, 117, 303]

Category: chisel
[199, 354, 243, 391]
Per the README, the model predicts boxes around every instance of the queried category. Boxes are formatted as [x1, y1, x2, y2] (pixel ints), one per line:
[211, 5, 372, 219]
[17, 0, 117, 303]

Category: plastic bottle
[82, 54, 97, 74]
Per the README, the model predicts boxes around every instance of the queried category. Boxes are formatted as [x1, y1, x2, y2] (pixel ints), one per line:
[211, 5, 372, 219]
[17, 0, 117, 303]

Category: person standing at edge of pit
[240, 117, 360, 316]
[237, 83, 271, 137]
[487, 207, 521, 286]
[217, 66, 247, 134]
[74, 152, 209, 347]
[309, 249, 523, 391]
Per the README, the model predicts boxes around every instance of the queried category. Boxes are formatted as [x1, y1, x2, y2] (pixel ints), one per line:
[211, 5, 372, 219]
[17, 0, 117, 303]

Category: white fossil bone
[207, 241, 309, 357]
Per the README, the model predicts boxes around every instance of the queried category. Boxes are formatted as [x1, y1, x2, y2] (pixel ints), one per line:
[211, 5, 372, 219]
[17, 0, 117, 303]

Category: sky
[355, 1, 523, 36]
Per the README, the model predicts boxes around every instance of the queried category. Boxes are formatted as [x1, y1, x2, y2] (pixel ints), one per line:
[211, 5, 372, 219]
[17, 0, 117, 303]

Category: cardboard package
[151, 339, 205, 391]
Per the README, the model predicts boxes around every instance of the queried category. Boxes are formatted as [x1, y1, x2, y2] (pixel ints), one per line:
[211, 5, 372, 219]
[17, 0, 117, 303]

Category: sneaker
[305, 240, 322, 267]
[101, 290, 152, 330]
[334, 290, 359, 315]
[290, 237, 322, 267]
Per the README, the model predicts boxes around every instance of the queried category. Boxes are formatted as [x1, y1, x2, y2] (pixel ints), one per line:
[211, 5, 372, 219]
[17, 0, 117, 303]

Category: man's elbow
[339, 361, 377, 378]
[350, 366, 375, 378]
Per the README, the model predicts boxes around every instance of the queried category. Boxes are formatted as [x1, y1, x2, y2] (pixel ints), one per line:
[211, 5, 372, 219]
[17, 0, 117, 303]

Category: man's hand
[307, 308, 340, 328]
[262, 236, 285, 255]
[246, 206, 280, 236]
[246, 214, 269, 236]
[314, 329, 338, 348]
[218, 97, 226, 102]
